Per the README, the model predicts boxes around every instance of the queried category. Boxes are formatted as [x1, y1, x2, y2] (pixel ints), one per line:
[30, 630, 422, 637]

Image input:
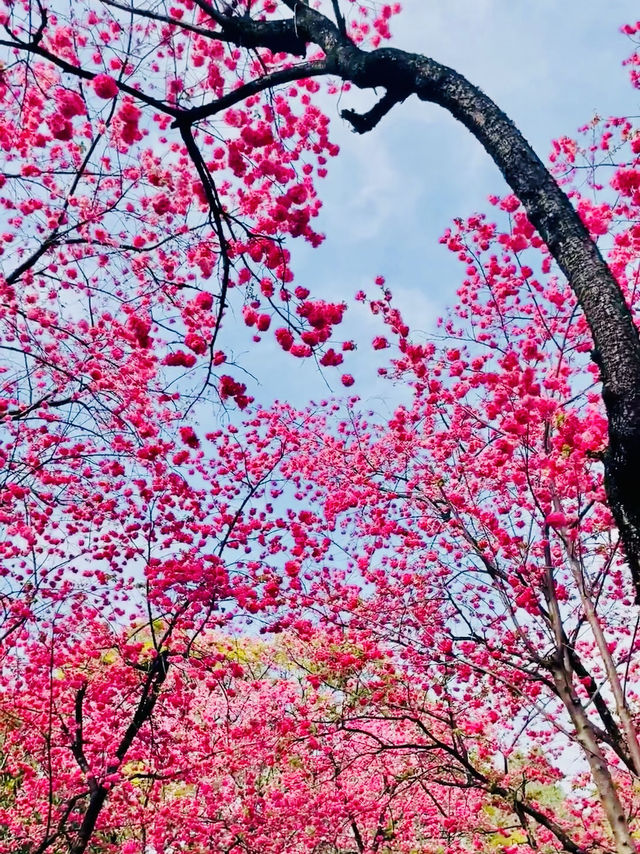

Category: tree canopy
[1, 2, 640, 853]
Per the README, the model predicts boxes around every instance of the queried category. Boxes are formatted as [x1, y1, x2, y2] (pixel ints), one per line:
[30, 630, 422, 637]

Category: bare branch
[341, 88, 408, 134]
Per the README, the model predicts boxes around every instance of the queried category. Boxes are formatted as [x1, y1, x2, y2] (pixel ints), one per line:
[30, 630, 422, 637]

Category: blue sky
[227, 2, 640, 416]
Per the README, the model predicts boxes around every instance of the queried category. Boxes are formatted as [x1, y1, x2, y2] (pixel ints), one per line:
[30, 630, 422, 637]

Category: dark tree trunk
[68, 653, 169, 854]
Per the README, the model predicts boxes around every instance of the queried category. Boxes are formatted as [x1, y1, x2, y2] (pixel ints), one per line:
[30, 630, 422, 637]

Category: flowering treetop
[2, 3, 640, 854]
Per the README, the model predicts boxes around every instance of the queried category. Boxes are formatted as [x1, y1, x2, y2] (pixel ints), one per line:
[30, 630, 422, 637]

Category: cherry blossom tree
[7, 628, 536, 854]
[2, 2, 640, 854]
[1, 0, 639, 572]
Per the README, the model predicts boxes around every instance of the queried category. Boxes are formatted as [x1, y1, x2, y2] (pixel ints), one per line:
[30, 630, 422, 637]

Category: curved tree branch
[184, 0, 640, 600]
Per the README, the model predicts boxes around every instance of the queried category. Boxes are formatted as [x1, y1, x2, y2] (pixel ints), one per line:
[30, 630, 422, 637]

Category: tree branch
[330, 0, 347, 37]
[341, 88, 408, 133]
[69, 653, 170, 854]
[191, 0, 307, 54]
[171, 60, 328, 128]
